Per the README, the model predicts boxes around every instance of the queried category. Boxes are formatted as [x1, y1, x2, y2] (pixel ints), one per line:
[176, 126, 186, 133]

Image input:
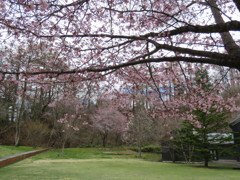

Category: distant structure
[230, 114, 240, 161]
[162, 115, 240, 162]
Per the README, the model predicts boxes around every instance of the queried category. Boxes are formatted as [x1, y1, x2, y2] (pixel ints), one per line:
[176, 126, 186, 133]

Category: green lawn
[0, 158, 239, 180]
[0, 145, 42, 158]
[0, 147, 239, 180]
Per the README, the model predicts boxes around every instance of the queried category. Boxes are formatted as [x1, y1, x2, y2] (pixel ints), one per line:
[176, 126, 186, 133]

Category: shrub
[22, 121, 51, 147]
[142, 145, 161, 153]
[129, 145, 161, 153]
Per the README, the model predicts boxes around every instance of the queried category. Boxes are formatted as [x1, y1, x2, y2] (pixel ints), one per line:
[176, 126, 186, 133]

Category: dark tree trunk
[101, 132, 108, 147]
[204, 155, 209, 167]
[115, 133, 121, 146]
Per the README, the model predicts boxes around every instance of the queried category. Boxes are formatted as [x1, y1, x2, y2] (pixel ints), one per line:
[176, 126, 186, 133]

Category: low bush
[142, 145, 161, 153]
[129, 145, 161, 153]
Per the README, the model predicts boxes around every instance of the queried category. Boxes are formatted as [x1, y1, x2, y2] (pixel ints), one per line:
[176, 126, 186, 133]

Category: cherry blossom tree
[0, 0, 240, 150]
[56, 113, 80, 155]
[120, 63, 239, 126]
[91, 99, 128, 147]
[47, 94, 84, 154]
[116, 62, 239, 148]
[0, 0, 239, 83]
[0, 1, 239, 116]
[0, 41, 94, 146]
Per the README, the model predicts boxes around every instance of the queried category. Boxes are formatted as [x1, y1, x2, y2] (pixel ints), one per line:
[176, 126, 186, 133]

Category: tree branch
[142, 21, 240, 38]
[232, 0, 240, 12]
[1, 56, 238, 76]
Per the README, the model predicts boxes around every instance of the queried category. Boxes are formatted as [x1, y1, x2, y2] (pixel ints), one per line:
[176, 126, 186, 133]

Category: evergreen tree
[174, 110, 233, 167]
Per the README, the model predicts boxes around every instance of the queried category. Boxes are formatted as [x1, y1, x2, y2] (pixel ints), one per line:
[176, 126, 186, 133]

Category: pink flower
[48, 102, 56, 107]
[82, 121, 89, 125]
[40, 0, 48, 11]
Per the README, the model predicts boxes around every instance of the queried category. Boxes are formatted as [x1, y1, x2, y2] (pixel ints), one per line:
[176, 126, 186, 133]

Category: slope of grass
[0, 145, 42, 158]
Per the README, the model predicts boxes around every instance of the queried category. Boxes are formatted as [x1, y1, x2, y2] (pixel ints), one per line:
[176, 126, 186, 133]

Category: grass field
[0, 147, 239, 180]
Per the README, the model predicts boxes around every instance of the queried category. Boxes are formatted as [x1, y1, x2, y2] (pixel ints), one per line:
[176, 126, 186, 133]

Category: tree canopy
[0, 0, 240, 82]
[1, 1, 240, 152]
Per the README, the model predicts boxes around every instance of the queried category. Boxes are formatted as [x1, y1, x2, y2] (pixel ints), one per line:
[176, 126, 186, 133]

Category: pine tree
[174, 110, 233, 167]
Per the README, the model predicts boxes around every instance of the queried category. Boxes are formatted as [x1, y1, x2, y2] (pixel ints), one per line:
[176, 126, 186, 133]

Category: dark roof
[230, 114, 240, 127]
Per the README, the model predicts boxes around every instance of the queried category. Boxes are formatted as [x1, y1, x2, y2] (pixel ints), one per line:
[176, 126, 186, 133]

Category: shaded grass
[0, 145, 42, 158]
[31, 148, 162, 162]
